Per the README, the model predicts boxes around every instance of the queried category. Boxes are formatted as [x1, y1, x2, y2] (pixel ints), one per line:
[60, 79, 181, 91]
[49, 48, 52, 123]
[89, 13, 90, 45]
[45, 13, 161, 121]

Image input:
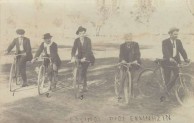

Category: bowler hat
[76, 26, 86, 35]
[16, 29, 25, 35]
[43, 33, 52, 39]
[168, 27, 179, 34]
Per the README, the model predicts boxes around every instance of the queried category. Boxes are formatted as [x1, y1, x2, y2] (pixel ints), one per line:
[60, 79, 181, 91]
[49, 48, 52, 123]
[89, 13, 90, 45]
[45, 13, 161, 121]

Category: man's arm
[85, 38, 92, 59]
[162, 40, 171, 60]
[134, 42, 141, 64]
[34, 43, 44, 58]
[71, 39, 77, 58]
[26, 38, 32, 55]
[7, 39, 16, 53]
[119, 44, 124, 62]
[178, 40, 188, 61]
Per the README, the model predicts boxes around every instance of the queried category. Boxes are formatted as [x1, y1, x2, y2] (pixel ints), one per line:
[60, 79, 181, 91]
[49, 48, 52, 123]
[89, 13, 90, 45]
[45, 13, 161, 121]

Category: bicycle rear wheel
[38, 66, 51, 95]
[175, 74, 194, 107]
[114, 67, 122, 96]
[9, 62, 22, 92]
[123, 71, 131, 104]
[137, 68, 162, 97]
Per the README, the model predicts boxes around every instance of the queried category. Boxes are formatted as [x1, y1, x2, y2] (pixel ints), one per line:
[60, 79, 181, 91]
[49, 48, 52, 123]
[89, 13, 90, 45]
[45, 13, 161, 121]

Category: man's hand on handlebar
[170, 58, 177, 64]
[184, 59, 190, 63]
[31, 58, 38, 63]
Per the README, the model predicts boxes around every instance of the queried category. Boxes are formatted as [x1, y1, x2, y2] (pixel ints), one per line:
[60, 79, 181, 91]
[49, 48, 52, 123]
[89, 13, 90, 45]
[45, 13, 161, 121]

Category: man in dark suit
[31, 33, 61, 89]
[162, 27, 190, 93]
[118, 33, 141, 99]
[71, 26, 95, 92]
[5, 29, 33, 87]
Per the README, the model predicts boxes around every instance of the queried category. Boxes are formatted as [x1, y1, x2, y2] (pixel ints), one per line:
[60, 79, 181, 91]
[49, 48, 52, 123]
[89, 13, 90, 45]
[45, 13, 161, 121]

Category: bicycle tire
[137, 68, 161, 97]
[38, 65, 51, 95]
[175, 74, 194, 107]
[123, 71, 131, 104]
[9, 62, 22, 92]
[114, 67, 122, 96]
[72, 67, 80, 98]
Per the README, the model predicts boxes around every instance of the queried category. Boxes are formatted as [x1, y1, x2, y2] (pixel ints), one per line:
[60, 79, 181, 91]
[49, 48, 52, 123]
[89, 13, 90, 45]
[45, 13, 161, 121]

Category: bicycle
[9, 53, 26, 95]
[36, 56, 57, 95]
[68, 58, 90, 99]
[137, 59, 194, 106]
[114, 62, 140, 104]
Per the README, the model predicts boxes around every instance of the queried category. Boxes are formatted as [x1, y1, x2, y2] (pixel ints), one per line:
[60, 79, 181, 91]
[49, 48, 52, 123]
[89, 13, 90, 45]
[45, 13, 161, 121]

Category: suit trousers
[16, 56, 27, 84]
[163, 62, 179, 91]
[79, 62, 90, 89]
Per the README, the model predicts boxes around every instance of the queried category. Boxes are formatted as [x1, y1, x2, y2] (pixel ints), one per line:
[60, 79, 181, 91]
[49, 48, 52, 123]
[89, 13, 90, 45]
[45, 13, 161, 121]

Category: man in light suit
[5, 29, 33, 87]
[71, 26, 95, 92]
[162, 27, 190, 97]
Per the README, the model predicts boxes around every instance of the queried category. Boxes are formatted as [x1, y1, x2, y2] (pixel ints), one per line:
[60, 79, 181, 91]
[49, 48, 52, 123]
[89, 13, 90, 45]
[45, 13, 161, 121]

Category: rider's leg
[52, 63, 58, 89]
[17, 56, 28, 86]
[81, 62, 89, 91]
[167, 67, 179, 91]
[163, 67, 172, 90]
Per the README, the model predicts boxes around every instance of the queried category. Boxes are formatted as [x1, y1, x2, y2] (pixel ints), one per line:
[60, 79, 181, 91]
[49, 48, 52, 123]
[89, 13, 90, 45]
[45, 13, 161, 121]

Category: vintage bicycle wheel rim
[175, 74, 194, 107]
[9, 63, 15, 92]
[114, 68, 122, 96]
[124, 73, 130, 104]
[137, 69, 161, 97]
[38, 66, 48, 95]
[73, 67, 80, 98]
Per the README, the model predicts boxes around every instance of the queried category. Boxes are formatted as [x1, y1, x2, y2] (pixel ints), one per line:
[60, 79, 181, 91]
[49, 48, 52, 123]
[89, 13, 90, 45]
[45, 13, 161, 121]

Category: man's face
[18, 34, 24, 38]
[44, 38, 51, 44]
[79, 31, 86, 38]
[170, 31, 178, 40]
[125, 34, 133, 42]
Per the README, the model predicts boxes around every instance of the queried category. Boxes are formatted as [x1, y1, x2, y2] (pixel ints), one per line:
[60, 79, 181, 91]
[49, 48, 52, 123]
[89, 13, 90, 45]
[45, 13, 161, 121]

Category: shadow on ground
[0, 57, 194, 123]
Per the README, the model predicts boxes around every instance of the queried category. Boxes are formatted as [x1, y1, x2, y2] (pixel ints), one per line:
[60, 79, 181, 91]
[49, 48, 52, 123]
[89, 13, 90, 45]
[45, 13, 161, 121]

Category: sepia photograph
[0, 0, 194, 123]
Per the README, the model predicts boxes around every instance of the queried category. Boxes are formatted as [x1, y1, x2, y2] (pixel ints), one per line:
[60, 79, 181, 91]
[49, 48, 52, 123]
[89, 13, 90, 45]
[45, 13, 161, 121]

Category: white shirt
[170, 39, 177, 57]
[44, 41, 53, 55]
[80, 37, 84, 46]
[18, 38, 24, 51]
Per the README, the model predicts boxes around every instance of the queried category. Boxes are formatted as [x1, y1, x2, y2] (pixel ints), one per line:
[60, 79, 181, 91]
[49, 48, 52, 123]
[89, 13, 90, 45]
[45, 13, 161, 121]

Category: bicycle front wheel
[114, 67, 122, 96]
[137, 69, 161, 97]
[72, 67, 80, 98]
[123, 71, 132, 104]
[175, 74, 194, 107]
[38, 66, 51, 95]
[9, 62, 22, 92]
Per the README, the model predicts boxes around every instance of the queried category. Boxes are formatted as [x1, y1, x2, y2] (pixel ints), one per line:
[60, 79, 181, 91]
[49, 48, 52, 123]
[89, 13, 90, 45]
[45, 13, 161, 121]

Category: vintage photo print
[0, 0, 194, 123]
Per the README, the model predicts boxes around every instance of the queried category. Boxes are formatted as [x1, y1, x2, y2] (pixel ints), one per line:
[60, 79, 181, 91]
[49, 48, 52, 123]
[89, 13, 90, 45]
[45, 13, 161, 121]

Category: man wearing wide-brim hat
[71, 26, 95, 93]
[32, 33, 61, 90]
[161, 27, 190, 101]
[5, 29, 33, 87]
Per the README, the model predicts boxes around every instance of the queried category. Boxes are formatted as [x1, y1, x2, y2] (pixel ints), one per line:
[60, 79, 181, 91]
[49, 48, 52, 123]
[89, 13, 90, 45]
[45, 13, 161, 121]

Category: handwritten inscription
[68, 114, 171, 123]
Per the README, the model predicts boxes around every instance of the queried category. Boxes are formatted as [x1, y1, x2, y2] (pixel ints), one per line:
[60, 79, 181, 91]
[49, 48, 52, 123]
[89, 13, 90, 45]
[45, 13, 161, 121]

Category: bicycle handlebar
[116, 62, 140, 68]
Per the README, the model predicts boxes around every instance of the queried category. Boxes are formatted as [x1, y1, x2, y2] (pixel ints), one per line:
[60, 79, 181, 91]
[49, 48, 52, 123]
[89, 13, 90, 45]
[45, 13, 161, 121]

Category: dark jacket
[71, 37, 95, 64]
[119, 41, 141, 64]
[34, 42, 61, 67]
[162, 38, 188, 63]
[7, 37, 33, 61]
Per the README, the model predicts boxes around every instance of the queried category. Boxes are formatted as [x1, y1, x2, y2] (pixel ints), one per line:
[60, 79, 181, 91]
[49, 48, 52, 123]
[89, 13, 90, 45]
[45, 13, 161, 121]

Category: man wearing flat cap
[118, 33, 141, 99]
[71, 26, 95, 92]
[32, 33, 61, 90]
[5, 29, 33, 87]
[161, 27, 190, 100]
